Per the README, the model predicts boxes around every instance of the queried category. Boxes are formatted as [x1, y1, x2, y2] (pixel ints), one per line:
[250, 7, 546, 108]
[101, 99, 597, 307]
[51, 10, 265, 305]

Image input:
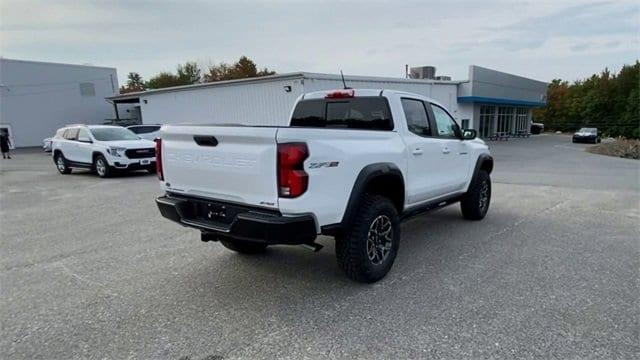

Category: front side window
[430, 104, 459, 138]
[401, 98, 431, 136]
[291, 97, 393, 130]
[77, 128, 92, 142]
[90, 127, 140, 141]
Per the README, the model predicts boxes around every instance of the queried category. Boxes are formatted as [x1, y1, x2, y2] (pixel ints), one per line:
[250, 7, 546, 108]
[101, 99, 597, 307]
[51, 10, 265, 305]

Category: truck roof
[301, 88, 445, 108]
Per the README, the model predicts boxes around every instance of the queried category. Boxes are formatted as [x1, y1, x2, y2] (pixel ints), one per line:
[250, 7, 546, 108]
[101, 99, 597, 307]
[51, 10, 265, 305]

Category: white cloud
[1, 0, 637, 85]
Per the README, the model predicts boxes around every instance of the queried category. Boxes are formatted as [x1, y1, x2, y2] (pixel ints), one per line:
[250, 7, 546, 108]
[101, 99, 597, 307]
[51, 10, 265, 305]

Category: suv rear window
[129, 125, 160, 134]
[290, 97, 393, 130]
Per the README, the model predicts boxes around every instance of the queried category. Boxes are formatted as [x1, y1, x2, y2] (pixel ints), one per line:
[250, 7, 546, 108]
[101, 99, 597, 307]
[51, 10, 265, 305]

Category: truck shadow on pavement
[175, 206, 501, 298]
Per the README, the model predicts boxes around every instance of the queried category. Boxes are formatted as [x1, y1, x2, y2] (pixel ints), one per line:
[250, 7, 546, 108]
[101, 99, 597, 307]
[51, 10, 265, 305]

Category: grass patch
[587, 138, 640, 160]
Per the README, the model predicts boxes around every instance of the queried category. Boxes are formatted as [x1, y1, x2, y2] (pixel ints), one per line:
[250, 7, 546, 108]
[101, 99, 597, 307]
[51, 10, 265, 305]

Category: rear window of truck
[290, 97, 393, 130]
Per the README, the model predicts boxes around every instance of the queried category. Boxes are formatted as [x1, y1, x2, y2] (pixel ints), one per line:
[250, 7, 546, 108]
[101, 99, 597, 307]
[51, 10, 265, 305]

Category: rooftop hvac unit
[410, 66, 436, 79]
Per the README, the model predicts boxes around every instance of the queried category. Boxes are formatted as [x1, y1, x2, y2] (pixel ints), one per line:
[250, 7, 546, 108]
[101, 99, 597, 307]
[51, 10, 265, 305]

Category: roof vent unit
[434, 75, 452, 81]
[410, 66, 436, 79]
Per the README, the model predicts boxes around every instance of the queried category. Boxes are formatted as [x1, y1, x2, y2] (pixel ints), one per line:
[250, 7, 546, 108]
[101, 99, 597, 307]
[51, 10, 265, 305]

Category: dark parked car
[573, 128, 601, 143]
[531, 122, 544, 135]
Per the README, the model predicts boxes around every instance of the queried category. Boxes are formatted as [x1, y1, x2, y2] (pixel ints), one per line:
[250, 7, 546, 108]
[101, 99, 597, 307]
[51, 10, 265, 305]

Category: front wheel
[54, 153, 71, 174]
[336, 194, 400, 283]
[461, 170, 491, 220]
[94, 155, 112, 178]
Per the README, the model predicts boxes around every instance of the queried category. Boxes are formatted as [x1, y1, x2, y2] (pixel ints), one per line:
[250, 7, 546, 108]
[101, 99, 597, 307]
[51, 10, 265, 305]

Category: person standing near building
[0, 131, 11, 159]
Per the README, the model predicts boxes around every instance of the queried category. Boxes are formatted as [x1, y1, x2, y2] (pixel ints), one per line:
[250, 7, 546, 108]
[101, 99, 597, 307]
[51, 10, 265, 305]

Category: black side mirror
[462, 129, 477, 140]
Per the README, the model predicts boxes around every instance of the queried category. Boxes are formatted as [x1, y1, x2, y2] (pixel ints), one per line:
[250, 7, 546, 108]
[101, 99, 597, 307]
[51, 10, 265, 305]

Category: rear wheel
[461, 170, 491, 220]
[220, 238, 267, 254]
[336, 194, 400, 283]
[94, 155, 112, 178]
[54, 153, 71, 174]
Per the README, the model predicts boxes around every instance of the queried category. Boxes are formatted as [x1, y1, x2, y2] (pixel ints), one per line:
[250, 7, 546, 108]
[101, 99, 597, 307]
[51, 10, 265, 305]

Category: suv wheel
[220, 238, 267, 254]
[94, 155, 112, 178]
[54, 153, 72, 174]
[461, 170, 491, 220]
[336, 194, 400, 283]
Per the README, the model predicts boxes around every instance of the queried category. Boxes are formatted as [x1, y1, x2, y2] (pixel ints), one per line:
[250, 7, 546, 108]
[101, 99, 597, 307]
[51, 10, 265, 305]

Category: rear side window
[291, 97, 393, 130]
[63, 128, 79, 140]
[401, 98, 431, 136]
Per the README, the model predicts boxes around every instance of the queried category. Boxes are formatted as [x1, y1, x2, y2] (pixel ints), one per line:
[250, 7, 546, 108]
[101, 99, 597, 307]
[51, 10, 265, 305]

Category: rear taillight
[325, 89, 354, 99]
[155, 138, 163, 181]
[277, 143, 308, 198]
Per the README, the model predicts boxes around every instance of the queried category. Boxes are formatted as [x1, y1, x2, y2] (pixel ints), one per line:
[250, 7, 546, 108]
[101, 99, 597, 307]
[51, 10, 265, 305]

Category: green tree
[177, 62, 202, 84]
[146, 72, 185, 89]
[535, 61, 640, 138]
[203, 56, 276, 82]
[119, 72, 145, 93]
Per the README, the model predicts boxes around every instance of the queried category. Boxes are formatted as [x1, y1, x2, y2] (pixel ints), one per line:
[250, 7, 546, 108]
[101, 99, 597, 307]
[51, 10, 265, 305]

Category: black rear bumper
[156, 194, 317, 245]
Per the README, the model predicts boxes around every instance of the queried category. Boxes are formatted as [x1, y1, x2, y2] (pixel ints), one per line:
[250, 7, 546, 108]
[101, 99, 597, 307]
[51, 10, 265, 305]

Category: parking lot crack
[56, 262, 118, 297]
[487, 200, 569, 241]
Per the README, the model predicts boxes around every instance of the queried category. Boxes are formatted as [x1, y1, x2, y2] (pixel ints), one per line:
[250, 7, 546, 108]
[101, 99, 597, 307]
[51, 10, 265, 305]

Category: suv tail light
[325, 89, 354, 99]
[155, 138, 163, 180]
[277, 143, 308, 198]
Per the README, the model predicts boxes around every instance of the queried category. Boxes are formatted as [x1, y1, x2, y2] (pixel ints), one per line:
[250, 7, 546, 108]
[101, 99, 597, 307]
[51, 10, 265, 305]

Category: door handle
[442, 147, 450, 154]
[412, 148, 423, 155]
[193, 135, 218, 147]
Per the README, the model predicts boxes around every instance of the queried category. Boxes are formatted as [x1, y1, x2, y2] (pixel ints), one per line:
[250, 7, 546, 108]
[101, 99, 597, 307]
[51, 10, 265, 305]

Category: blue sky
[1, 0, 638, 85]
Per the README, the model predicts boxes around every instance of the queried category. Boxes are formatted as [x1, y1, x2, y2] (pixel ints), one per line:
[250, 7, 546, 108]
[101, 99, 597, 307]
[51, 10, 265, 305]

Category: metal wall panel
[141, 77, 304, 126]
[0, 59, 118, 147]
[467, 65, 547, 103]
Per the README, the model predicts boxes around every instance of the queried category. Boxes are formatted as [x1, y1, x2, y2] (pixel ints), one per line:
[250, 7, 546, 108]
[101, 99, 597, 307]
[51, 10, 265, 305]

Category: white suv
[52, 125, 157, 178]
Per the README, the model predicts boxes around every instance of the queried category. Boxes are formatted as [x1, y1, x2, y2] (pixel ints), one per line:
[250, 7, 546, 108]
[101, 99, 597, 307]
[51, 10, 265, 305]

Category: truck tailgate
[161, 125, 279, 209]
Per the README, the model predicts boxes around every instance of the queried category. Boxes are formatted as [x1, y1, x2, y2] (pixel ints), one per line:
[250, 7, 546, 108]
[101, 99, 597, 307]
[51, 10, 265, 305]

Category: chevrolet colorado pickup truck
[155, 89, 493, 283]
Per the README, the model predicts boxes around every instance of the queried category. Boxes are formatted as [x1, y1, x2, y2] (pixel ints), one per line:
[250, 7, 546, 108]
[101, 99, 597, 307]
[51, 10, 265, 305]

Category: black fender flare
[472, 154, 494, 180]
[337, 162, 404, 229]
[92, 151, 109, 164]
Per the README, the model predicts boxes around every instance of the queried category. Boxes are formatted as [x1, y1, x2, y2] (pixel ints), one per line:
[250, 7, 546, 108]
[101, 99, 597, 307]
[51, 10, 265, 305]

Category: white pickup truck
[155, 89, 493, 282]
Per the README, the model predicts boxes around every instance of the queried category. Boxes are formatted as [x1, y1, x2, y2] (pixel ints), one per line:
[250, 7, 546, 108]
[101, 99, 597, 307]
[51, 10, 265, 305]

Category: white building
[0, 58, 119, 147]
[108, 65, 547, 139]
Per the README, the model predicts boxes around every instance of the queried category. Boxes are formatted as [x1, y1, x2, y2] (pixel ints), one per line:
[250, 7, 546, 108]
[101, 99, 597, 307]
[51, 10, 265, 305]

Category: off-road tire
[94, 155, 112, 178]
[336, 194, 400, 283]
[54, 153, 72, 174]
[220, 238, 267, 254]
[461, 170, 491, 220]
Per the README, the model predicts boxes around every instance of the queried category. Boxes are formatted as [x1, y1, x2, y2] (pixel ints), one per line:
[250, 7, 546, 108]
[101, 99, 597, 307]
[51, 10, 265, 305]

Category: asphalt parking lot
[1, 134, 638, 359]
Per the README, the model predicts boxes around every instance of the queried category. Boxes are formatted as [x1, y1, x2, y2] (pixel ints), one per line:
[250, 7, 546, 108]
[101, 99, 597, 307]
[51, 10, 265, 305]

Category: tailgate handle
[193, 135, 218, 147]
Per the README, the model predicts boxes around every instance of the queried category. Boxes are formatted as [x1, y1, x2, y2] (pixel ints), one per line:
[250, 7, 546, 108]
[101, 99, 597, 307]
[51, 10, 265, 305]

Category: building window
[479, 105, 495, 138]
[79, 82, 95, 97]
[515, 107, 529, 133]
[497, 106, 514, 134]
